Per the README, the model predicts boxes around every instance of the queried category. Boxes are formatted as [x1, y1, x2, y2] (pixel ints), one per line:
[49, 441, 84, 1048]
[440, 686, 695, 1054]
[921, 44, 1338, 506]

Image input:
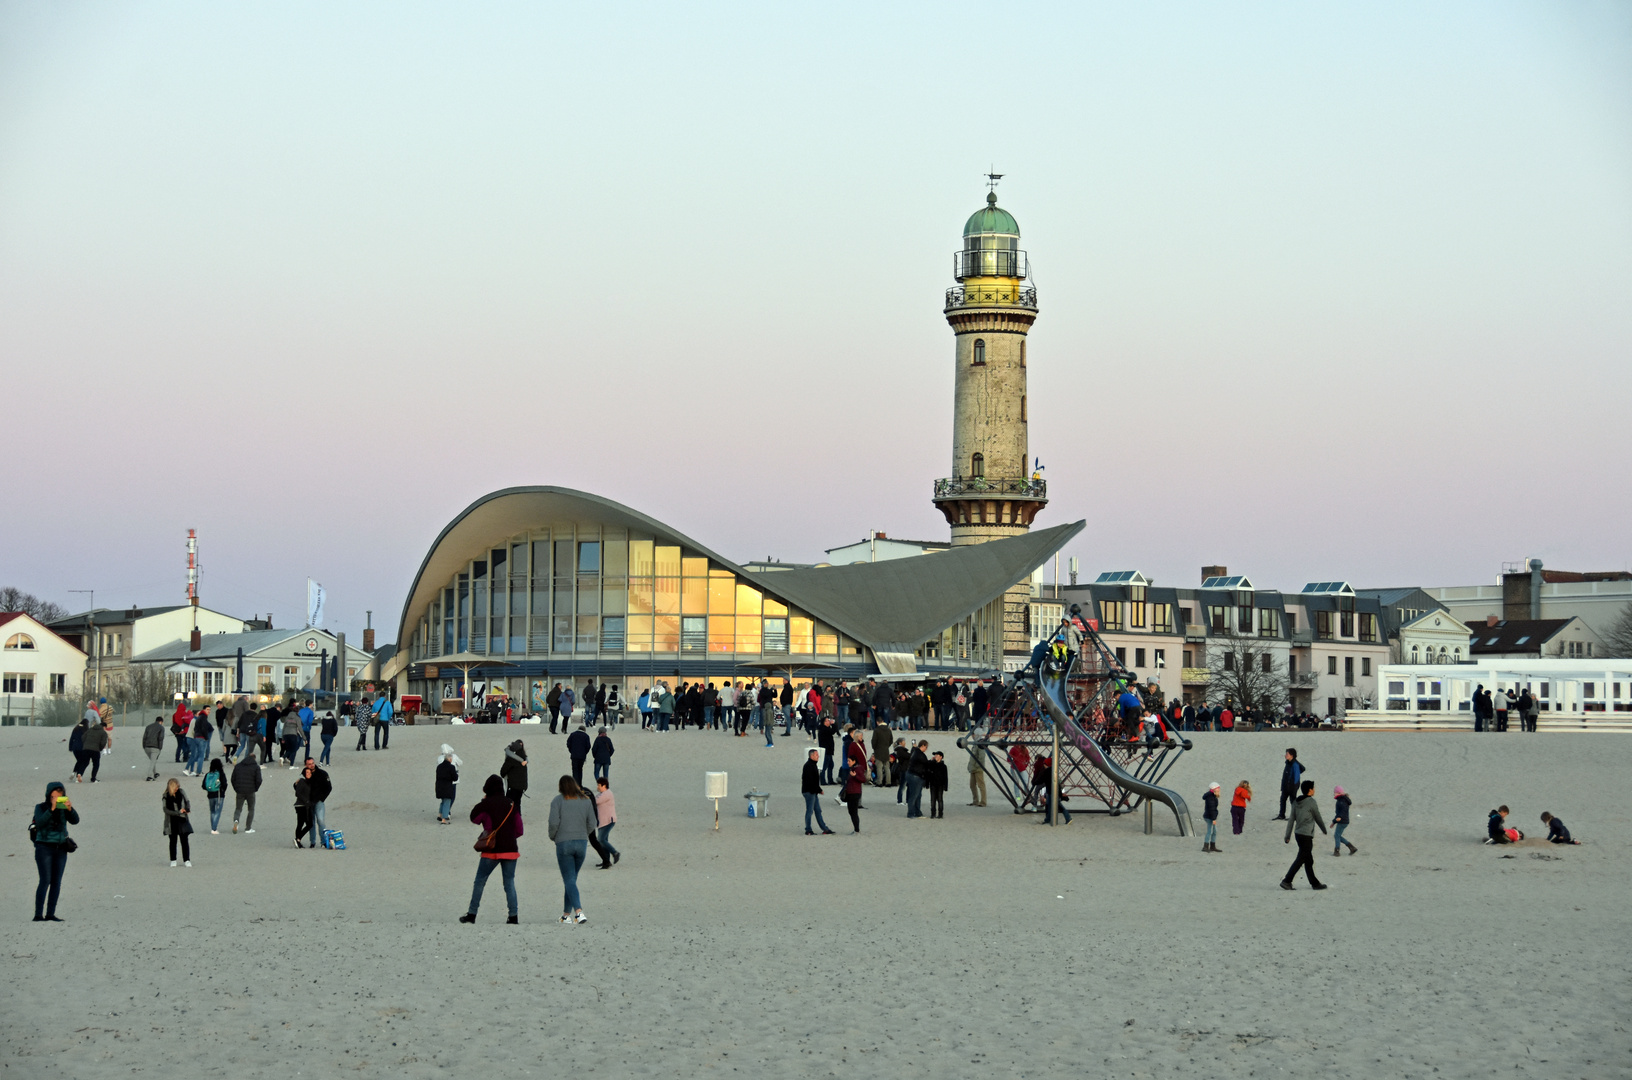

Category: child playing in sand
[1230, 781, 1251, 835]
[1332, 786, 1357, 856]
[1486, 806, 1523, 844]
[1539, 812, 1581, 845]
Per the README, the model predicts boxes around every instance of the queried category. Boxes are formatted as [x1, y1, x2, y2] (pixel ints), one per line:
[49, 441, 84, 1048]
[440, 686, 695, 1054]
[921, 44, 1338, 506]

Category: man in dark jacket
[591, 727, 615, 785]
[871, 679, 893, 725]
[801, 749, 835, 835]
[304, 758, 333, 848]
[501, 740, 528, 807]
[142, 716, 166, 780]
[546, 683, 563, 734]
[817, 718, 836, 785]
[230, 753, 262, 833]
[566, 725, 592, 785]
[972, 681, 989, 727]
[870, 720, 894, 786]
[1275, 748, 1304, 820]
[927, 750, 949, 818]
[904, 740, 931, 818]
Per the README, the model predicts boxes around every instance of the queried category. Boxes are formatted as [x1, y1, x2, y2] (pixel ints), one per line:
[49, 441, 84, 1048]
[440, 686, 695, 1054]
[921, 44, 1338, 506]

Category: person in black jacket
[817, 719, 836, 785]
[230, 753, 262, 834]
[927, 751, 949, 818]
[801, 749, 835, 835]
[566, 725, 592, 785]
[1275, 749, 1303, 820]
[590, 728, 615, 785]
[304, 759, 332, 849]
[1201, 782, 1221, 852]
[501, 740, 529, 807]
[904, 740, 930, 818]
[435, 745, 460, 823]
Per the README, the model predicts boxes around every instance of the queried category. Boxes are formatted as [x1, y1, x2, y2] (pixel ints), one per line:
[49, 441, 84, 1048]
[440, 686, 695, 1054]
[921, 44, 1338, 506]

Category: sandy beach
[2, 721, 1627, 1080]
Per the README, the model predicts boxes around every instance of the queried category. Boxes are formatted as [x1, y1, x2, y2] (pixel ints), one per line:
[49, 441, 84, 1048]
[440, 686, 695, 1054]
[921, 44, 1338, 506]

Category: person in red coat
[842, 726, 868, 833]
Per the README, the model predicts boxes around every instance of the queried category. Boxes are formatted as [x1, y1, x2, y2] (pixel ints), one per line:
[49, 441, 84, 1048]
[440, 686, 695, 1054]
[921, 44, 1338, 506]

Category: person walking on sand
[435, 745, 461, 823]
[842, 727, 867, 833]
[1332, 786, 1358, 856]
[593, 777, 621, 867]
[548, 775, 599, 924]
[1274, 749, 1304, 820]
[80, 719, 108, 783]
[460, 775, 522, 924]
[317, 712, 337, 766]
[928, 751, 949, 818]
[1202, 782, 1221, 852]
[1280, 779, 1327, 890]
[904, 740, 930, 819]
[565, 723, 591, 784]
[802, 748, 836, 835]
[1230, 780, 1252, 835]
[501, 740, 529, 808]
[305, 758, 332, 848]
[162, 778, 194, 867]
[142, 715, 166, 781]
[372, 693, 393, 750]
[230, 751, 261, 834]
[201, 758, 228, 834]
[591, 727, 614, 785]
[32, 781, 78, 922]
[292, 769, 313, 849]
[967, 744, 987, 807]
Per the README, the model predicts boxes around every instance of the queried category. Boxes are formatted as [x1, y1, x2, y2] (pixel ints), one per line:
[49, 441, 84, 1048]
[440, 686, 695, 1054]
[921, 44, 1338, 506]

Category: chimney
[363, 628, 375, 652]
[190, 627, 202, 651]
[1202, 565, 1227, 581]
[1485, 614, 1499, 628]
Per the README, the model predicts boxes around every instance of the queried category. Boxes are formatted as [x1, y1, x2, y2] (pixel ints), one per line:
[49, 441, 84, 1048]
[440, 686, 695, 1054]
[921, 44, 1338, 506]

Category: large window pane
[554, 540, 573, 583]
[529, 617, 549, 653]
[681, 577, 707, 614]
[553, 616, 573, 652]
[764, 598, 788, 618]
[576, 615, 598, 652]
[603, 539, 627, 577]
[735, 583, 762, 616]
[511, 542, 528, 577]
[655, 576, 679, 615]
[601, 583, 627, 615]
[487, 622, 504, 654]
[629, 539, 654, 577]
[578, 577, 600, 615]
[790, 616, 813, 654]
[763, 618, 789, 654]
[654, 614, 679, 652]
[681, 557, 708, 577]
[601, 616, 626, 652]
[532, 539, 550, 580]
[626, 615, 652, 653]
[681, 617, 707, 652]
[578, 542, 600, 574]
[709, 616, 734, 653]
[736, 617, 761, 654]
[628, 576, 655, 616]
[654, 545, 681, 578]
[815, 624, 838, 655]
[708, 573, 735, 614]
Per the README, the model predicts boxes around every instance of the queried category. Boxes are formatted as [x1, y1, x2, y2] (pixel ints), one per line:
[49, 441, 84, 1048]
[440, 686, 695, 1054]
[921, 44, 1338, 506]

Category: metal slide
[1037, 676, 1195, 837]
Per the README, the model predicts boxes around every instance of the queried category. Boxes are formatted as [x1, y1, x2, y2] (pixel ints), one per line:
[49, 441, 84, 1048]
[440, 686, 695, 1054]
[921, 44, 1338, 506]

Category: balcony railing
[953, 248, 1030, 281]
[945, 283, 1038, 312]
[933, 476, 1047, 500]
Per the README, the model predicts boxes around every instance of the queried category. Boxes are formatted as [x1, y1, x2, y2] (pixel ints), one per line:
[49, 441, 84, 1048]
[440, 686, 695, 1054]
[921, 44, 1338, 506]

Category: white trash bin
[745, 790, 770, 818]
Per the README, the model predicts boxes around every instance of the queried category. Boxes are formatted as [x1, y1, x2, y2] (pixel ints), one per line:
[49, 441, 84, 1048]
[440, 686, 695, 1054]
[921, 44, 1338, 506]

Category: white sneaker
[210, 830, 219, 835]
[170, 860, 177, 867]
[183, 861, 192, 867]
[245, 829, 255, 834]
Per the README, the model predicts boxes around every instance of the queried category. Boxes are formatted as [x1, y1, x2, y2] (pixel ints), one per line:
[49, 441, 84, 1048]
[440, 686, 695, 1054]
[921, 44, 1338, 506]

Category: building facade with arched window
[385, 487, 1083, 711]
[0, 612, 87, 725]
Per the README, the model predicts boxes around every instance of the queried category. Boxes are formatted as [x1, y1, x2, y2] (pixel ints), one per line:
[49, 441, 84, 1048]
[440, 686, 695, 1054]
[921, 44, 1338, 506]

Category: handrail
[933, 476, 1047, 500]
[945, 284, 1037, 311]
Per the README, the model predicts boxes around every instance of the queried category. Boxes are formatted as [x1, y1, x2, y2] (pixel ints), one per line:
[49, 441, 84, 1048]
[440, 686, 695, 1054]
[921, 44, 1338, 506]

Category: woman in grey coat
[547, 775, 600, 924]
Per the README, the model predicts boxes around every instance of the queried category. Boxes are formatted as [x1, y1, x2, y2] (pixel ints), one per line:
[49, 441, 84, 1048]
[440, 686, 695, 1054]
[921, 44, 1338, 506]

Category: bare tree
[1603, 601, 1632, 659]
[0, 587, 69, 623]
[1203, 629, 1290, 717]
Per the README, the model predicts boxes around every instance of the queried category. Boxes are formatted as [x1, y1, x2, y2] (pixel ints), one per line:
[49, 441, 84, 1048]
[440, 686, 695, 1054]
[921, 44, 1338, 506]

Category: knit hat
[1334, 785, 1346, 797]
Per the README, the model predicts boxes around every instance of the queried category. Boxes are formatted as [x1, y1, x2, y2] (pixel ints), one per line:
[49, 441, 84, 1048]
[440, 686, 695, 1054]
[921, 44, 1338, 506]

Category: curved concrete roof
[398, 486, 1084, 662]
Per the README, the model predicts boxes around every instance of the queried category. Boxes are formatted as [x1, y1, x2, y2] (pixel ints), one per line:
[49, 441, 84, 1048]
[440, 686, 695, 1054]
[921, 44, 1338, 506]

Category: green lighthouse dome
[963, 192, 1019, 237]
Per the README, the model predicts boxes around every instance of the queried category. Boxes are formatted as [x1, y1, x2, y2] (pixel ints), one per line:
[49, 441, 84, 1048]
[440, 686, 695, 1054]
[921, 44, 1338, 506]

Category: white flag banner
[307, 579, 327, 628]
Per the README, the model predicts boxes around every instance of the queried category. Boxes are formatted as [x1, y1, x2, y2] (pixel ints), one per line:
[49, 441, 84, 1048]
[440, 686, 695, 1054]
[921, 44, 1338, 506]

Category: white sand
[2, 723, 1628, 1079]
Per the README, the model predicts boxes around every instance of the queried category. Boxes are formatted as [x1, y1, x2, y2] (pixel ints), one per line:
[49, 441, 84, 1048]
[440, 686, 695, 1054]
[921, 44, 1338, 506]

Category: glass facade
[412, 524, 859, 665]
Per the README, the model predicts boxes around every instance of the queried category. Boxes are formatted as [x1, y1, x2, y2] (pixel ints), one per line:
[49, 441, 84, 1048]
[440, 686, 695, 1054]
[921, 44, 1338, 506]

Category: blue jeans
[593, 761, 610, 784]
[34, 843, 68, 918]
[1333, 822, 1349, 851]
[764, 721, 774, 746]
[311, 801, 326, 844]
[803, 792, 830, 833]
[704, 706, 716, 728]
[597, 822, 619, 858]
[556, 840, 587, 912]
[821, 747, 835, 785]
[905, 774, 925, 817]
[439, 797, 454, 819]
[208, 796, 224, 831]
[469, 857, 517, 917]
[319, 734, 333, 764]
[188, 738, 208, 772]
[1204, 819, 1217, 844]
[657, 712, 670, 731]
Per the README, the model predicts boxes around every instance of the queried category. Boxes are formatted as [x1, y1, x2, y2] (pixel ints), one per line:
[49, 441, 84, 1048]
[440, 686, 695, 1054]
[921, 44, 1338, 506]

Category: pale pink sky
[2, 3, 1629, 641]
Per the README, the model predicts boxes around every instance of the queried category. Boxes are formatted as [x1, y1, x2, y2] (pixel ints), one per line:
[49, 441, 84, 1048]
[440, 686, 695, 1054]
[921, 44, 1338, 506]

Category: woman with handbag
[161, 778, 193, 867]
[547, 774, 599, 924]
[461, 775, 522, 924]
[33, 781, 79, 921]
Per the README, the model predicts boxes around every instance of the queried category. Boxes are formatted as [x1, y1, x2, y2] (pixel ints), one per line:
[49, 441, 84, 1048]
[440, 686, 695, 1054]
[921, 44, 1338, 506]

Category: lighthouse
[932, 185, 1047, 658]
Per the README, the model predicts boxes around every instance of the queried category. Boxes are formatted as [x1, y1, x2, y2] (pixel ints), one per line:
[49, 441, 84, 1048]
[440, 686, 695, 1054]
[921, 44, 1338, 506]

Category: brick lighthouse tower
[931, 182, 1047, 658]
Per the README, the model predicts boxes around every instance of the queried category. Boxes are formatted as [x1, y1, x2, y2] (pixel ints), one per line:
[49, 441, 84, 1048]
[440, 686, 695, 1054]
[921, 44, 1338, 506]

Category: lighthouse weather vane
[986, 169, 1003, 194]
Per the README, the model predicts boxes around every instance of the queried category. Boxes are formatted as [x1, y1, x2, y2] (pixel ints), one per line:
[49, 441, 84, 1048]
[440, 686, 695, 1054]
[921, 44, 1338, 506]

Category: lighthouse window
[972, 340, 985, 366]
[1019, 340, 1025, 367]
[970, 453, 984, 478]
[1020, 396, 1026, 422]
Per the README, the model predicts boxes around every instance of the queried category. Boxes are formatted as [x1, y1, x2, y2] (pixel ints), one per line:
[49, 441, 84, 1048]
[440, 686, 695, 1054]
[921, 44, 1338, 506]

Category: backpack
[203, 770, 223, 794]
